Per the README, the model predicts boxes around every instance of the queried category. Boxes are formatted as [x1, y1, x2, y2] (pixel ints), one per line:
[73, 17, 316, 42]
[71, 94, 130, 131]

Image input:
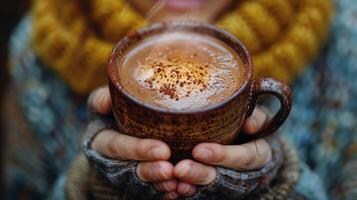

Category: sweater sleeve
[184, 136, 283, 200]
[81, 117, 163, 200]
[81, 112, 284, 200]
[67, 134, 304, 200]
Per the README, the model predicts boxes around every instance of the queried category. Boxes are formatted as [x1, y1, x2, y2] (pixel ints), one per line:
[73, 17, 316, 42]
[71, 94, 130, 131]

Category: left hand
[171, 107, 273, 197]
[88, 87, 179, 199]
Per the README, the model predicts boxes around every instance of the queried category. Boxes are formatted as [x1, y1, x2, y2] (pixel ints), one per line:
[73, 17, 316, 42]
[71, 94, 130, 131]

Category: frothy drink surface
[118, 32, 243, 110]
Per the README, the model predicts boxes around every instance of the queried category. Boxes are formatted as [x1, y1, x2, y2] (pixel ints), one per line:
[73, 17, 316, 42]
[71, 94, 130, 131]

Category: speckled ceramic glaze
[107, 21, 292, 156]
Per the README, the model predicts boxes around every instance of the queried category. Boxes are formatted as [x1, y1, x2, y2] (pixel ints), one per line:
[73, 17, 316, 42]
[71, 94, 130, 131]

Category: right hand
[88, 87, 180, 199]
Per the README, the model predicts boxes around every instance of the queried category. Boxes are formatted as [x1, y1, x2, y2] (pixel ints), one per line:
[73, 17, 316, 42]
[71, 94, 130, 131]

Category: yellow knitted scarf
[32, 0, 333, 95]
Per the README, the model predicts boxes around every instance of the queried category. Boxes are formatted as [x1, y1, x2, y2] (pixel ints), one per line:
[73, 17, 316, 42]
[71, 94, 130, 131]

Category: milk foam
[118, 31, 243, 110]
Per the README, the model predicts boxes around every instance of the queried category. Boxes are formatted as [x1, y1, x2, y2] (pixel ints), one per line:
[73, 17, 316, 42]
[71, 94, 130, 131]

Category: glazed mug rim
[107, 20, 253, 115]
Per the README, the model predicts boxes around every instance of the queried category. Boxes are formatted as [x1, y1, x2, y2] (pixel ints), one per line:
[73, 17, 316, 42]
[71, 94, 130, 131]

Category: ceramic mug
[107, 21, 292, 157]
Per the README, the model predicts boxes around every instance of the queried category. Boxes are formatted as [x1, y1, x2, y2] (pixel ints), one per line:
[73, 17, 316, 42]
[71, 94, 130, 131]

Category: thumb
[88, 86, 112, 114]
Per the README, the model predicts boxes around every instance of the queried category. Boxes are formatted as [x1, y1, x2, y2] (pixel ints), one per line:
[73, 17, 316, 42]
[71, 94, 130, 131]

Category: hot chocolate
[117, 31, 244, 110]
[109, 22, 292, 155]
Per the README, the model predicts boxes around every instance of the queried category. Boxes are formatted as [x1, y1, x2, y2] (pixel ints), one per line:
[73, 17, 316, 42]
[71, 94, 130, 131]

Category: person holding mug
[4, 0, 356, 199]
[80, 21, 292, 199]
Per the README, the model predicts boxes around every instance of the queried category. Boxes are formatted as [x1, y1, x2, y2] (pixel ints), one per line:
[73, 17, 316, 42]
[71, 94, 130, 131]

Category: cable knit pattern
[32, 0, 333, 95]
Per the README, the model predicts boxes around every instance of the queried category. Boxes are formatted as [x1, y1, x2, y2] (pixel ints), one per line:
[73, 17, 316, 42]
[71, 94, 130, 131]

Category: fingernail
[248, 116, 258, 131]
[177, 162, 190, 177]
[149, 146, 165, 159]
[169, 192, 179, 199]
[195, 147, 212, 161]
[158, 164, 171, 180]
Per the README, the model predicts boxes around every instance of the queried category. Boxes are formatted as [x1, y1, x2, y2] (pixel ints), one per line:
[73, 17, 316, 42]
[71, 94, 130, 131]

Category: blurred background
[0, 0, 30, 197]
[0, 0, 29, 89]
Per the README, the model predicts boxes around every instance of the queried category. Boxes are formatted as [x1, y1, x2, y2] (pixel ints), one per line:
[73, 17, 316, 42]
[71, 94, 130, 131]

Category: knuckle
[145, 164, 157, 180]
[262, 153, 271, 166]
[107, 135, 119, 158]
[202, 168, 215, 184]
[154, 162, 169, 179]
[210, 144, 225, 164]
[262, 146, 272, 165]
[154, 161, 163, 171]
[240, 147, 256, 167]
[135, 140, 148, 158]
[254, 139, 272, 166]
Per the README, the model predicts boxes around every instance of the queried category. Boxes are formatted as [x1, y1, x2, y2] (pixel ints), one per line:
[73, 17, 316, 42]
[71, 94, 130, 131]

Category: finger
[174, 159, 216, 185]
[92, 129, 171, 161]
[137, 161, 174, 182]
[153, 179, 178, 192]
[243, 107, 268, 134]
[177, 182, 197, 197]
[88, 86, 112, 114]
[162, 191, 180, 200]
[193, 139, 272, 170]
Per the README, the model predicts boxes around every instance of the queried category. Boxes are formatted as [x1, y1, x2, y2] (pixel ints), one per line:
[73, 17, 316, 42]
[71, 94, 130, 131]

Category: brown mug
[107, 21, 292, 158]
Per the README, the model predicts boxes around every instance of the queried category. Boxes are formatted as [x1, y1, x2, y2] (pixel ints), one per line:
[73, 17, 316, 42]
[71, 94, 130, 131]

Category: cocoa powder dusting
[143, 53, 210, 100]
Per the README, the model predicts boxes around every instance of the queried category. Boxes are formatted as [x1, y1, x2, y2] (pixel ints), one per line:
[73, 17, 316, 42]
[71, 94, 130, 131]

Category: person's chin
[164, 0, 205, 12]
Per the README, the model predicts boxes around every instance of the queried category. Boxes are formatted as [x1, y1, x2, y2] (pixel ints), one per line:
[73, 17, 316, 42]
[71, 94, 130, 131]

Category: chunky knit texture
[81, 116, 284, 199]
[32, 0, 333, 95]
[67, 137, 299, 200]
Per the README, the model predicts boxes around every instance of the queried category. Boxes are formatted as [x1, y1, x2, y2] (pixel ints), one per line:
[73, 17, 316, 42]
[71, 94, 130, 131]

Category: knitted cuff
[82, 118, 162, 199]
[186, 136, 283, 200]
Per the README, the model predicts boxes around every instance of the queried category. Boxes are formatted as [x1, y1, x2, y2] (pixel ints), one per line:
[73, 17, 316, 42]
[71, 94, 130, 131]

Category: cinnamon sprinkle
[143, 53, 210, 100]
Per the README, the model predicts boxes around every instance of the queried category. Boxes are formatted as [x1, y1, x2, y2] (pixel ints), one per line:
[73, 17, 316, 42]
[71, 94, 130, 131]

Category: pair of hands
[89, 87, 272, 199]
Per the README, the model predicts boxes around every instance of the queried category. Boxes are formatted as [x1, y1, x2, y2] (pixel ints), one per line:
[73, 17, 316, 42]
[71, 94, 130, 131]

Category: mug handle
[244, 77, 292, 142]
